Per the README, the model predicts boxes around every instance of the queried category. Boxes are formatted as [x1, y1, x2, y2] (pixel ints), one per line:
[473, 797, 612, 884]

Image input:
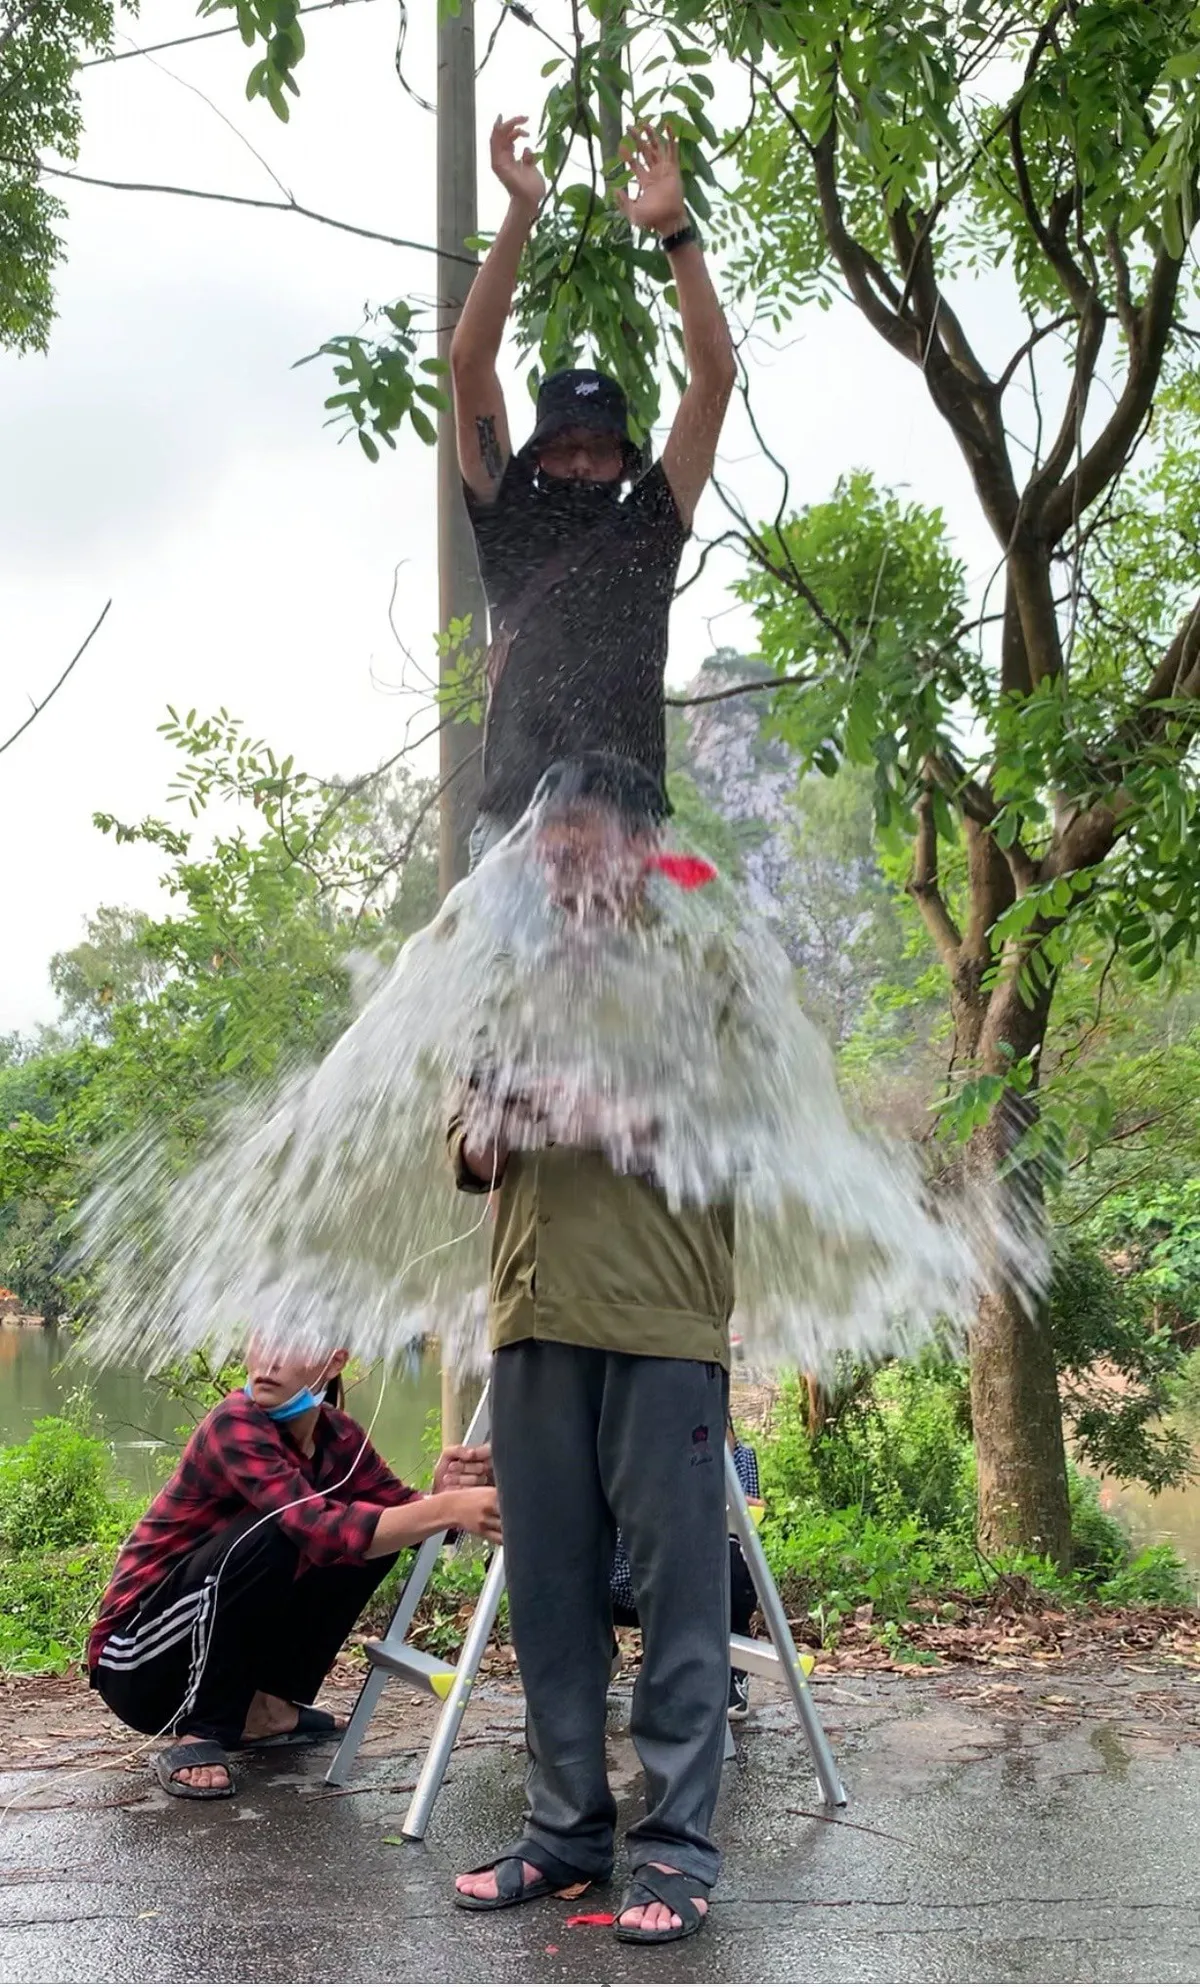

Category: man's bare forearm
[667, 232, 736, 389]
[451, 197, 537, 375]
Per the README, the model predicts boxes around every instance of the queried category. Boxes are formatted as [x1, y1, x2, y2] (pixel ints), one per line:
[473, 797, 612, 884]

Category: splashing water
[76, 789, 1044, 1380]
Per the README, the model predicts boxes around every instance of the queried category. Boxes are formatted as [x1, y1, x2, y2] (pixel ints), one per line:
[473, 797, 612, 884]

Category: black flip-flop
[155, 1739, 236, 1800]
[453, 1842, 600, 1913]
[613, 1868, 710, 1945]
[244, 1706, 344, 1751]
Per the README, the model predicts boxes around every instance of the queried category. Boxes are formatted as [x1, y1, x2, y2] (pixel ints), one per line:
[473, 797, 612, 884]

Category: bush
[1176, 1347, 1200, 1427]
[0, 1410, 143, 1674]
[761, 1363, 975, 1537]
[0, 1413, 135, 1554]
[755, 1363, 1194, 1640]
[761, 1501, 973, 1638]
[1049, 1232, 1192, 1492]
[0, 1542, 123, 1675]
[1067, 1470, 1194, 1606]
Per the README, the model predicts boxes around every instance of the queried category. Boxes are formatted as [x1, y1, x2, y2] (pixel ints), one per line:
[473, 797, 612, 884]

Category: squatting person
[89, 1342, 500, 1799]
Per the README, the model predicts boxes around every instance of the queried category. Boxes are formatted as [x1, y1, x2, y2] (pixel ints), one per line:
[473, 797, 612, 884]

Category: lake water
[1101, 1471, 1200, 1594]
[0, 1327, 442, 1498]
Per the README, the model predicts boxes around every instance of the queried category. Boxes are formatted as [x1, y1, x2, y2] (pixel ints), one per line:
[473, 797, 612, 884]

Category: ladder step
[730, 1634, 816, 1683]
[363, 1639, 458, 1700]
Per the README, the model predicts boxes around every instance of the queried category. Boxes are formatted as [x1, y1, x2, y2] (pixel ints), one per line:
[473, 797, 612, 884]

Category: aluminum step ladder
[326, 1389, 847, 1832]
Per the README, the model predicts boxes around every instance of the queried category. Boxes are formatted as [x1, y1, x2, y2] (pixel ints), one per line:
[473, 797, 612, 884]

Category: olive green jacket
[447, 1126, 735, 1369]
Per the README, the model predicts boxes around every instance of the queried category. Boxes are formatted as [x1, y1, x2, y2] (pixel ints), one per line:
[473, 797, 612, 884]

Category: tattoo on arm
[476, 416, 504, 483]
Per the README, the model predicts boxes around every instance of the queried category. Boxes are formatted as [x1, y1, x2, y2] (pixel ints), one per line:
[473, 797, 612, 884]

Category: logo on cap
[575, 379, 600, 396]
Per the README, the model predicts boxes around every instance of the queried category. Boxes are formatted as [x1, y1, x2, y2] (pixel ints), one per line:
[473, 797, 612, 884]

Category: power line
[78, 0, 375, 70]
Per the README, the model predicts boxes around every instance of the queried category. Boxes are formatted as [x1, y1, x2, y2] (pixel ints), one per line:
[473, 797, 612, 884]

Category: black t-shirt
[465, 454, 688, 826]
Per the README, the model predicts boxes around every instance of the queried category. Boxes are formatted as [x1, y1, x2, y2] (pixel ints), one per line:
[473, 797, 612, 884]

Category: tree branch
[3, 158, 463, 263]
[888, 199, 992, 393]
[907, 782, 962, 969]
[1103, 222, 1137, 345]
[810, 120, 919, 362]
[78, 0, 372, 67]
[0, 601, 111, 756]
[1110, 591, 1200, 781]
[1041, 797, 1121, 879]
[1007, 6, 1093, 317]
[1044, 243, 1185, 544]
[1024, 295, 1107, 518]
[666, 669, 817, 709]
[995, 312, 1074, 399]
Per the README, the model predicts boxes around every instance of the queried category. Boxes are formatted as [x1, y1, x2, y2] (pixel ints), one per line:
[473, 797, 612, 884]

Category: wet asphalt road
[2, 1669, 1198, 1982]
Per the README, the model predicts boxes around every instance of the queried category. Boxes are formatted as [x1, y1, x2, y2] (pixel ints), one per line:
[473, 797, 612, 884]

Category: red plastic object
[565, 1913, 617, 1927]
[644, 853, 719, 890]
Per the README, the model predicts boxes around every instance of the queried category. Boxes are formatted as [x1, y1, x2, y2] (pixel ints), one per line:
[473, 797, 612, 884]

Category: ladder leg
[324, 1529, 446, 1786]
[400, 1544, 507, 1841]
[326, 1662, 390, 1787]
[325, 1381, 493, 1788]
[726, 1450, 847, 1808]
[723, 1716, 736, 1763]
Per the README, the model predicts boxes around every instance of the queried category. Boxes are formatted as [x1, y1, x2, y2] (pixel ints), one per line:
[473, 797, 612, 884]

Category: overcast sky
[1, 0, 1030, 1033]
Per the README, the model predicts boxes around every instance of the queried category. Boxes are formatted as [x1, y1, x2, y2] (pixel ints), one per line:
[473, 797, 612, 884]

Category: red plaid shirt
[88, 1390, 419, 1670]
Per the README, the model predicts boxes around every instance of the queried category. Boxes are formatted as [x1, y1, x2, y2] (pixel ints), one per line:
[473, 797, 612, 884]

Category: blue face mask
[245, 1378, 326, 1424]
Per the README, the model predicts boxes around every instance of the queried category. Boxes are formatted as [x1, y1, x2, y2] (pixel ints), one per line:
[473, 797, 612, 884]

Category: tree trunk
[967, 984, 1072, 1569]
[805, 1373, 830, 1436]
[970, 1278, 1072, 1567]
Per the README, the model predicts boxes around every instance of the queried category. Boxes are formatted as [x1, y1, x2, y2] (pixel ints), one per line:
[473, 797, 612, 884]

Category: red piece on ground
[565, 1913, 616, 1927]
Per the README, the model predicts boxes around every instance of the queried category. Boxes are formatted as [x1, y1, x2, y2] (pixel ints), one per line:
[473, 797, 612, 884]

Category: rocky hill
[669, 649, 904, 1044]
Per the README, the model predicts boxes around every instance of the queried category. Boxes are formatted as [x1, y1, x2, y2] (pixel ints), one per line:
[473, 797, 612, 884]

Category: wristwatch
[659, 222, 701, 255]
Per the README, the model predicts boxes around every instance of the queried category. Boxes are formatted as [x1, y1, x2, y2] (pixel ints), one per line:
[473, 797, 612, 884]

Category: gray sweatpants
[491, 1340, 731, 1887]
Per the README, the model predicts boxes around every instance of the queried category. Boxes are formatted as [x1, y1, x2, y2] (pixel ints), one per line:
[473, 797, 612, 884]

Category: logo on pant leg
[691, 1423, 712, 1465]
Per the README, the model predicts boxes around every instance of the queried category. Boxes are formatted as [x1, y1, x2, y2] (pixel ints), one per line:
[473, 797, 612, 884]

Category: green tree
[49, 906, 166, 1038]
[0, 712, 439, 1323]
[651, 1, 1200, 1568]
[1, 0, 116, 351]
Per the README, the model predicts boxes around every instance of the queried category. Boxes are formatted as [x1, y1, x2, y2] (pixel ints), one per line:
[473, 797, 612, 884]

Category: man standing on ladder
[449, 115, 735, 866]
[447, 114, 737, 1948]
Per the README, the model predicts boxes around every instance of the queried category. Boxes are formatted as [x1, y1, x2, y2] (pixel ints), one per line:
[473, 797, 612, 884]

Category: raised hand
[490, 114, 546, 214]
[615, 123, 688, 237]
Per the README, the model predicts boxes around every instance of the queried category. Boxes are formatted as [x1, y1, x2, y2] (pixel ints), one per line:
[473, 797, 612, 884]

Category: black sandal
[245, 1706, 343, 1751]
[614, 1868, 710, 1945]
[154, 1739, 236, 1800]
[453, 1841, 599, 1913]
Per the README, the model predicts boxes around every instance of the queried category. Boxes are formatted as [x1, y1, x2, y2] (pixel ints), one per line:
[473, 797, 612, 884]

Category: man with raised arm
[449, 116, 736, 867]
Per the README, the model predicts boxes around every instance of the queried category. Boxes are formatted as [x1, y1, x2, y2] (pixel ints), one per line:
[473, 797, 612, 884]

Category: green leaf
[409, 406, 437, 447]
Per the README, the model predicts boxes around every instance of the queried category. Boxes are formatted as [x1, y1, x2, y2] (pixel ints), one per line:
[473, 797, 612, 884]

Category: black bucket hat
[527, 369, 640, 472]
[532, 751, 670, 829]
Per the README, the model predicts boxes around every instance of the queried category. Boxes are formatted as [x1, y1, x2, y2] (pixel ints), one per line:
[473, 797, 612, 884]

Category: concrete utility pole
[437, 0, 486, 901]
[598, 0, 626, 172]
[437, 0, 486, 1448]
